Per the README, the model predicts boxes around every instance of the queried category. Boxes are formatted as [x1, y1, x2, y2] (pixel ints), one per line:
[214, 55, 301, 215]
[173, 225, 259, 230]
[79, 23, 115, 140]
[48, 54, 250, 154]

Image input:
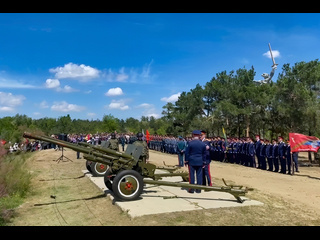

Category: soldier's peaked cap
[192, 130, 202, 135]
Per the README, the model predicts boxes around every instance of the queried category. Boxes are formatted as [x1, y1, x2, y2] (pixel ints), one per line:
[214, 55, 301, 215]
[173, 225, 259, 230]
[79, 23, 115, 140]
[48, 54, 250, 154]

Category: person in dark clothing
[255, 135, 262, 169]
[292, 151, 299, 173]
[200, 130, 212, 186]
[285, 140, 292, 175]
[265, 139, 273, 171]
[259, 139, 267, 170]
[185, 130, 206, 193]
[278, 136, 286, 174]
[176, 136, 186, 167]
[247, 138, 256, 167]
[272, 139, 279, 172]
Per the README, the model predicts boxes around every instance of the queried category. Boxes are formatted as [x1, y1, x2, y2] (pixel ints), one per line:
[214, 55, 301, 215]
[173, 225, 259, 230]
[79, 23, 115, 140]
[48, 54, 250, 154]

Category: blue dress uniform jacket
[185, 138, 206, 192]
[248, 142, 256, 167]
[185, 139, 206, 166]
[272, 144, 279, 172]
[202, 139, 213, 186]
[278, 141, 286, 173]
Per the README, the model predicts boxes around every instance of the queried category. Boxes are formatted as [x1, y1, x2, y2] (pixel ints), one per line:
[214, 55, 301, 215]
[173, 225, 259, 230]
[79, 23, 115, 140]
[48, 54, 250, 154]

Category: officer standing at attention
[200, 130, 213, 186]
[255, 135, 262, 169]
[272, 139, 279, 172]
[176, 136, 187, 167]
[133, 132, 149, 163]
[278, 136, 286, 174]
[184, 130, 206, 193]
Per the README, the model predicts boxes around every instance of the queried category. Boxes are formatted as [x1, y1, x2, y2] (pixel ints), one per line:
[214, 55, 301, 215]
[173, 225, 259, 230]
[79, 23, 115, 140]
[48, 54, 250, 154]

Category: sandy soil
[7, 146, 320, 226]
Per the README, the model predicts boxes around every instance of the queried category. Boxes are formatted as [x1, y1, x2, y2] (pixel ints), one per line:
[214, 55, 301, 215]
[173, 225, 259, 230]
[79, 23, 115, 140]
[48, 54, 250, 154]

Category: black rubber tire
[103, 168, 114, 191]
[90, 162, 108, 177]
[86, 160, 92, 172]
[112, 170, 143, 201]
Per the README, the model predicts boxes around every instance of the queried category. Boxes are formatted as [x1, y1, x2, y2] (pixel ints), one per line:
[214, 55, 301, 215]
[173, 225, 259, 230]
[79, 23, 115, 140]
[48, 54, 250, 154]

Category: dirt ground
[7, 145, 320, 226]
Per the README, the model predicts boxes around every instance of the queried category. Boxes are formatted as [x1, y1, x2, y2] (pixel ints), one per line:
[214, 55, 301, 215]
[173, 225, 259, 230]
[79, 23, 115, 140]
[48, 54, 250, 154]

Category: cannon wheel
[112, 170, 143, 201]
[90, 162, 109, 177]
[103, 168, 115, 191]
[86, 160, 92, 172]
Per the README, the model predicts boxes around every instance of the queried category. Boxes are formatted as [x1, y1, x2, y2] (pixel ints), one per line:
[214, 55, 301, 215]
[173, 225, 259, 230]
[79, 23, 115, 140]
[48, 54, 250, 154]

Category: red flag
[289, 133, 320, 153]
[146, 129, 150, 143]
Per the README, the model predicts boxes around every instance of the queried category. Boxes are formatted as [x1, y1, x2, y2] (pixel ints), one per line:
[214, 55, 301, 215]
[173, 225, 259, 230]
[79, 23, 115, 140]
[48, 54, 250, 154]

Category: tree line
[1, 59, 320, 143]
[162, 59, 320, 140]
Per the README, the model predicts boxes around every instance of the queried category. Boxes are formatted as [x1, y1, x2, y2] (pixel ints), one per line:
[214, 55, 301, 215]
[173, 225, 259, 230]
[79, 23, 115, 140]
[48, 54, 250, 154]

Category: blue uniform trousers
[267, 157, 273, 171]
[202, 163, 212, 186]
[273, 157, 279, 172]
[188, 165, 203, 192]
[292, 152, 299, 172]
[177, 153, 184, 167]
[280, 156, 286, 173]
[260, 156, 267, 170]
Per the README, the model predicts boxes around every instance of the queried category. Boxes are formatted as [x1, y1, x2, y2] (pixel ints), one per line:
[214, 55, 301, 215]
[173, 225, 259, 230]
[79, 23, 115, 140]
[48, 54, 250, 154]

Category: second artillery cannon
[23, 132, 252, 203]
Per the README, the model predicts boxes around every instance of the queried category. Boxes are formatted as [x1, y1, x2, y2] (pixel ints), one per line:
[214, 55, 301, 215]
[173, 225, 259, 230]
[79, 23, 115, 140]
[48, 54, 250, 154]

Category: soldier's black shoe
[188, 189, 194, 193]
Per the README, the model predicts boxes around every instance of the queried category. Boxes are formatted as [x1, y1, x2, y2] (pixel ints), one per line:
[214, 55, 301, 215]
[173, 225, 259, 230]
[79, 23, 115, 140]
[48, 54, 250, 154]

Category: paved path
[83, 170, 263, 218]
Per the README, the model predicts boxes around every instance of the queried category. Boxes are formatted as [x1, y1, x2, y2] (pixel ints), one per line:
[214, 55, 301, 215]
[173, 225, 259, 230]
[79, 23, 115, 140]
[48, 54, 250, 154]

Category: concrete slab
[82, 170, 263, 218]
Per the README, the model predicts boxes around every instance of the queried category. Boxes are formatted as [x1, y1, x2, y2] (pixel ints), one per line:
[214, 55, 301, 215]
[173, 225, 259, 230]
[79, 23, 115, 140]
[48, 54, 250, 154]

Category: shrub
[0, 150, 32, 225]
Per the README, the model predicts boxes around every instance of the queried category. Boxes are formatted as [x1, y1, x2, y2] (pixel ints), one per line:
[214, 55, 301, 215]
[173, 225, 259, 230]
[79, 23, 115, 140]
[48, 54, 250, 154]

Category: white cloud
[107, 99, 129, 110]
[263, 50, 280, 59]
[45, 79, 60, 88]
[49, 62, 100, 81]
[45, 79, 78, 93]
[0, 106, 14, 112]
[39, 100, 49, 109]
[135, 103, 160, 118]
[104, 68, 129, 82]
[0, 77, 38, 89]
[136, 103, 152, 108]
[105, 87, 124, 97]
[102, 60, 155, 84]
[161, 92, 181, 103]
[56, 85, 78, 93]
[87, 112, 96, 118]
[51, 101, 86, 112]
[0, 92, 25, 112]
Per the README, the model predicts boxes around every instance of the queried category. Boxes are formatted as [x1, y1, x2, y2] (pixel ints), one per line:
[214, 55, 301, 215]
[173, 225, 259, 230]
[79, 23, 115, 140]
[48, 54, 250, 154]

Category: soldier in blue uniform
[247, 138, 256, 167]
[259, 139, 267, 170]
[184, 130, 206, 193]
[265, 139, 273, 171]
[272, 139, 279, 172]
[255, 135, 262, 169]
[285, 140, 292, 175]
[292, 151, 299, 173]
[278, 136, 286, 174]
[200, 130, 213, 186]
[176, 136, 187, 167]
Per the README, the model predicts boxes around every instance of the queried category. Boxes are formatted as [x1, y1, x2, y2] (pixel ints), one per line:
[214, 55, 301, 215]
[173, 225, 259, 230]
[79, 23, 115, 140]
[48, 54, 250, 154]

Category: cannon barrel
[22, 132, 136, 166]
[78, 141, 135, 160]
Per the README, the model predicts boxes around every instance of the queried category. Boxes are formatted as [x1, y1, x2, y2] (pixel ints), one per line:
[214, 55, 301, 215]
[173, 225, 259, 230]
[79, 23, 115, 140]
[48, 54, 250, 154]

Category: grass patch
[0, 151, 33, 225]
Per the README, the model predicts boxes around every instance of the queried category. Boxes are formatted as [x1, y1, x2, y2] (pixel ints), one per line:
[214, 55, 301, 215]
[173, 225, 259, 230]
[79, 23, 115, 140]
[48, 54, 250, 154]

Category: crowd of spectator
[4, 131, 299, 174]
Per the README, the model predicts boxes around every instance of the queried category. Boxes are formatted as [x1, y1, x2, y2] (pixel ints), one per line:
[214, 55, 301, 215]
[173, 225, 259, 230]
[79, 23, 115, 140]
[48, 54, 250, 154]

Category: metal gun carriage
[23, 132, 252, 203]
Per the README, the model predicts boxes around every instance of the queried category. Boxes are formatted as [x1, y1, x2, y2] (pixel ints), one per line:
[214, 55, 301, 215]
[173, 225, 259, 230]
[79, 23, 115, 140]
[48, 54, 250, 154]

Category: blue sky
[1, 13, 320, 121]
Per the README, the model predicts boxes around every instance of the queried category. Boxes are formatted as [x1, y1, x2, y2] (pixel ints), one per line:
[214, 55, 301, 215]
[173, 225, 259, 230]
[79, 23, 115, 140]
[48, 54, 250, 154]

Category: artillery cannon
[23, 132, 252, 203]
